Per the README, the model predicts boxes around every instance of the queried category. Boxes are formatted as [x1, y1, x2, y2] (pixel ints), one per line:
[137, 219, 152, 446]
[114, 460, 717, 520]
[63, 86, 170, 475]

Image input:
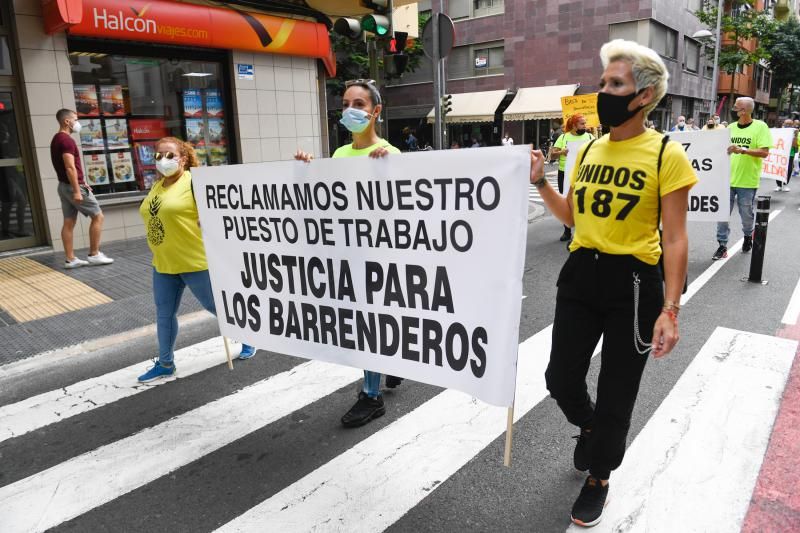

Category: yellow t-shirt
[139, 171, 208, 274]
[568, 129, 698, 265]
[332, 140, 401, 158]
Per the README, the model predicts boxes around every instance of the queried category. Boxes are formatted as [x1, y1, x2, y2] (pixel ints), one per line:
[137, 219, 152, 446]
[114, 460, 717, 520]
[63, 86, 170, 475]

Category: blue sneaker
[237, 344, 256, 360]
[137, 360, 176, 383]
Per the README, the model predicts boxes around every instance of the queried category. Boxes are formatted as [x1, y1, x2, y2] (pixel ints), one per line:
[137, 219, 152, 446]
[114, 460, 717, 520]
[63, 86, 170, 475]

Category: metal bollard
[747, 195, 771, 284]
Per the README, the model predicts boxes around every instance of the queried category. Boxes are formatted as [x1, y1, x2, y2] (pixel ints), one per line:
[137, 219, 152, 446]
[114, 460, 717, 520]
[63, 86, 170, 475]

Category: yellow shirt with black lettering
[139, 171, 208, 274]
[568, 130, 698, 265]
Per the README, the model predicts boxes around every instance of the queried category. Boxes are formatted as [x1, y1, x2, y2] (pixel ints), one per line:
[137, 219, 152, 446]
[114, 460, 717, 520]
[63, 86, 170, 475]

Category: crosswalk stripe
[214, 325, 554, 533]
[0, 360, 363, 533]
[0, 336, 237, 444]
[781, 272, 800, 325]
[567, 327, 797, 532]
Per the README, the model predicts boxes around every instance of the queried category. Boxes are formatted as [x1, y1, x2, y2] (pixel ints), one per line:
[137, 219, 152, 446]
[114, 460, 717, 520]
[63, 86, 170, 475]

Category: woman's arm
[530, 149, 574, 227]
[651, 185, 691, 358]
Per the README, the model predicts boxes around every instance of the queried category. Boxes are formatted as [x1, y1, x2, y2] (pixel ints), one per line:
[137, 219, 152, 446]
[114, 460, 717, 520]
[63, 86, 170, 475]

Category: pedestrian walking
[137, 137, 255, 383]
[774, 118, 796, 192]
[529, 39, 697, 527]
[712, 97, 772, 260]
[549, 113, 595, 243]
[51, 108, 113, 268]
[295, 79, 404, 428]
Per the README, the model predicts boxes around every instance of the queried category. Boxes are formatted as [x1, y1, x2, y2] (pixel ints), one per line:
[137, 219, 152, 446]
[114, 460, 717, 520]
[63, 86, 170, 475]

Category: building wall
[10, 0, 327, 254]
[388, 0, 715, 127]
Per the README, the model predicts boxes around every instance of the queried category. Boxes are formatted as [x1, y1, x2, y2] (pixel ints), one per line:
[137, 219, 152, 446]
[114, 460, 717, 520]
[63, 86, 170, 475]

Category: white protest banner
[193, 146, 530, 408]
[667, 129, 730, 222]
[562, 140, 590, 197]
[761, 128, 794, 184]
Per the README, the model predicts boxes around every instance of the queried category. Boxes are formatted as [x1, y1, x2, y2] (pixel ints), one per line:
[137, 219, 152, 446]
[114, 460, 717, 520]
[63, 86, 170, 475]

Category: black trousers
[557, 170, 569, 232]
[544, 248, 664, 480]
[777, 154, 794, 187]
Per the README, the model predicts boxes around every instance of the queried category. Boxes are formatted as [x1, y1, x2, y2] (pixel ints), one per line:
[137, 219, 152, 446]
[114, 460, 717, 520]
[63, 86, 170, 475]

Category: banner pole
[504, 404, 514, 467]
[222, 337, 234, 370]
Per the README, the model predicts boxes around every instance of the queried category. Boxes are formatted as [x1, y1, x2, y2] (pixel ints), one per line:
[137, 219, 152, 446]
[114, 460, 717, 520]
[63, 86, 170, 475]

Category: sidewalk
[0, 238, 206, 364]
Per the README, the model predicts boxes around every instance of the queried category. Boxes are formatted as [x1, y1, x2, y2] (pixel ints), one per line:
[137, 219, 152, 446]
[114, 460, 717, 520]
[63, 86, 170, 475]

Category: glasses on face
[154, 151, 176, 161]
[345, 78, 376, 87]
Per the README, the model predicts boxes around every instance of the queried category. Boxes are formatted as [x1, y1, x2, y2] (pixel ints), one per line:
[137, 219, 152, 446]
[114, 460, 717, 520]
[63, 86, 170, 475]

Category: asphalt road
[1, 181, 799, 532]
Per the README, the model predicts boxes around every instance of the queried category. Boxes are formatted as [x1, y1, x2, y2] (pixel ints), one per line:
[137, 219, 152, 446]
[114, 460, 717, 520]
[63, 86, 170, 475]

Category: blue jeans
[152, 268, 253, 365]
[716, 187, 756, 246]
[363, 371, 382, 398]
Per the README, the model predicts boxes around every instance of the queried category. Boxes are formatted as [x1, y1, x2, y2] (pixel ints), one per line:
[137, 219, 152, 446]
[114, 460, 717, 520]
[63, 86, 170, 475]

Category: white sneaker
[774, 186, 783, 192]
[64, 257, 89, 269]
[87, 252, 114, 265]
[784, 185, 791, 192]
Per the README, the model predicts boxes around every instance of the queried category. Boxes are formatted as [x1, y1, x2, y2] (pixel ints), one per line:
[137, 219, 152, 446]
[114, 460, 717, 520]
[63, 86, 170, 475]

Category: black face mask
[731, 109, 741, 120]
[575, 128, 587, 135]
[597, 89, 645, 128]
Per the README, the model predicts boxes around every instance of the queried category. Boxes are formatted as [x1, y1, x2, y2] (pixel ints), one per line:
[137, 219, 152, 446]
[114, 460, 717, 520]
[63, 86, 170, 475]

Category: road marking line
[0, 360, 364, 533]
[0, 336, 239, 444]
[781, 274, 800, 325]
[213, 325, 554, 533]
[682, 209, 782, 305]
[567, 327, 797, 532]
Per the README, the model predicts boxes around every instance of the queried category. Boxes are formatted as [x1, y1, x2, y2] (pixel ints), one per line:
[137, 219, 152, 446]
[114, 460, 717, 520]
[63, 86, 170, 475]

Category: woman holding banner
[549, 113, 595, 242]
[295, 79, 403, 428]
[137, 137, 255, 383]
[529, 40, 697, 527]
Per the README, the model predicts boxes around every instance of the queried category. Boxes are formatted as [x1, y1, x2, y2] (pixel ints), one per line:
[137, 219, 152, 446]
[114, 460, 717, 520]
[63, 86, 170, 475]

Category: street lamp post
[693, 0, 725, 118]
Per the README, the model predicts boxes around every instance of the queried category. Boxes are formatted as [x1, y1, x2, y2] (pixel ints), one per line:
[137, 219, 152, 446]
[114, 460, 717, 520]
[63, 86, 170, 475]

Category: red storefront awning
[41, 0, 337, 76]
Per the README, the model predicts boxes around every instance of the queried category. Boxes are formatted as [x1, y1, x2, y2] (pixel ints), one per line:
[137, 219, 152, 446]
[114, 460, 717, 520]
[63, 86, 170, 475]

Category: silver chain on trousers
[633, 273, 652, 355]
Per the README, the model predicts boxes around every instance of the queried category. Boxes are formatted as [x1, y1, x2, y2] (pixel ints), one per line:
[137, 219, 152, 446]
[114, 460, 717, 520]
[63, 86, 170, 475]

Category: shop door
[0, 89, 38, 252]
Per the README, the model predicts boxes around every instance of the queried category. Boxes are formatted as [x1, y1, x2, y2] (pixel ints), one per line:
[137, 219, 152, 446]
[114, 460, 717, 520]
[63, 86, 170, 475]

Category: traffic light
[361, 1, 391, 36]
[384, 31, 409, 78]
[333, 1, 392, 40]
[441, 94, 453, 116]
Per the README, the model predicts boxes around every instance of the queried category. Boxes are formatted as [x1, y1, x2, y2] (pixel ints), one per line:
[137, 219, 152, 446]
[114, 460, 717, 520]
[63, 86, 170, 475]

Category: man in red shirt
[51, 108, 113, 268]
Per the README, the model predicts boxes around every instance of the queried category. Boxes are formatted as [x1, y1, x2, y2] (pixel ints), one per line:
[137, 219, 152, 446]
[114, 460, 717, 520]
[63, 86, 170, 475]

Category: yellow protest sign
[561, 94, 599, 128]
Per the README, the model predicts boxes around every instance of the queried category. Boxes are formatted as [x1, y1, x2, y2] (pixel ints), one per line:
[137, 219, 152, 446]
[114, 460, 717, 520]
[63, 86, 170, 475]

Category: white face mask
[71, 120, 82, 133]
[156, 158, 180, 177]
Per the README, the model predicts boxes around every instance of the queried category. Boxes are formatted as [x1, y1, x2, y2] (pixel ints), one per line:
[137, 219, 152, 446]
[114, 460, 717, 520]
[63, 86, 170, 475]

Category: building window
[609, 21, 641, 43]
[447, 42, 504, 79]
[681, 97, 694, 120]
[69, 51, 231, 197]
[703, 45, 714, 78]
[473, 45, 504, 76]
[649, 21, 678, 59]
[684, 38, 700, 73]
[450, 0, 504, 20]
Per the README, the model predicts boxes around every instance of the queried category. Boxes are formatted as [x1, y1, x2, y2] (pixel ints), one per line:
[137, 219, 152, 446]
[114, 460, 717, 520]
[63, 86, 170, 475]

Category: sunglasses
[345, 78, 377, 87]
[154, 151, 177, 161]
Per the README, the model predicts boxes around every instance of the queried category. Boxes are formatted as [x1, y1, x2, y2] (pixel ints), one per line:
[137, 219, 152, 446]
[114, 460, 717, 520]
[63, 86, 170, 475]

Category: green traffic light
[362, 14, 390, 36]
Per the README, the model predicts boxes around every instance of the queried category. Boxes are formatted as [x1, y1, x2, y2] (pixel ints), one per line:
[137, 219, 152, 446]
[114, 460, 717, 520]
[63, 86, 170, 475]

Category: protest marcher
[775, 118, 797, 192]
[686, 117, 699, 131]
[549, 113, 595, 242]
[502, 133, 515, 145]
[530, 39, 697, 527]
[294, 79, 404, 428]
[703, 117, 720, 130]
[670, 115, 687, 132]
[51, 109, 114, 268]
[137, 137, 255, 383]
[713, 97, 771, 260]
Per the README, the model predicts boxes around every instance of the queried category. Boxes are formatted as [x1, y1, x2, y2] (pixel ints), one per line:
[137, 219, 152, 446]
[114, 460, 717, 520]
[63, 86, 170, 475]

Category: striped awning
[426, 90, 508, 124]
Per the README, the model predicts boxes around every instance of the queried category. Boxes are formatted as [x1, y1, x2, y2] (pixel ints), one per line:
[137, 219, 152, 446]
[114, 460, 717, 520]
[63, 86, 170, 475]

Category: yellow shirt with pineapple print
[139, 170, 208, 274]
[568, 129, 698, 265]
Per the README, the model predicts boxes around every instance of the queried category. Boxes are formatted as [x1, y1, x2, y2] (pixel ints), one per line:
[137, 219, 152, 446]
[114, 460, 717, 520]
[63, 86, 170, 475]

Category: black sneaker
[573, 428, 592, 472]
[559, 227, 572, 242]
[385, 375, 404, 389]
[571, 476, 609, 527]
[712, 244, 728, 261]
[341, 392, 385, 428]
[742, 235, 752, 253]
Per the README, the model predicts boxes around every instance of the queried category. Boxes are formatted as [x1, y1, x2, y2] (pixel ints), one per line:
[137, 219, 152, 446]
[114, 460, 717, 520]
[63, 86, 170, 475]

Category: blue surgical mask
[340, 107, 372, 133]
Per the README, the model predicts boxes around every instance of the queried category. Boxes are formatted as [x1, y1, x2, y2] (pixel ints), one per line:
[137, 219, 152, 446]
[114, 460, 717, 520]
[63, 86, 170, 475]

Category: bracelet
[532, 176, 547, 189]
[663, 300, 681, 311]
[661, 308, 678, 322]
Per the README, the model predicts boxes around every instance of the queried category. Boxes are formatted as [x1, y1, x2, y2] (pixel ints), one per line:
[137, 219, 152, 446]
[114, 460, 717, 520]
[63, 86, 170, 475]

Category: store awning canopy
[426, 90, 508, 124]
[503, 84, 579, 121]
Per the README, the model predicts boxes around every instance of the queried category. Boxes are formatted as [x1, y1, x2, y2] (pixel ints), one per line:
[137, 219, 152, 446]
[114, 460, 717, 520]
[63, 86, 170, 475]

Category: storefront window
[69, 52, 230, 196]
